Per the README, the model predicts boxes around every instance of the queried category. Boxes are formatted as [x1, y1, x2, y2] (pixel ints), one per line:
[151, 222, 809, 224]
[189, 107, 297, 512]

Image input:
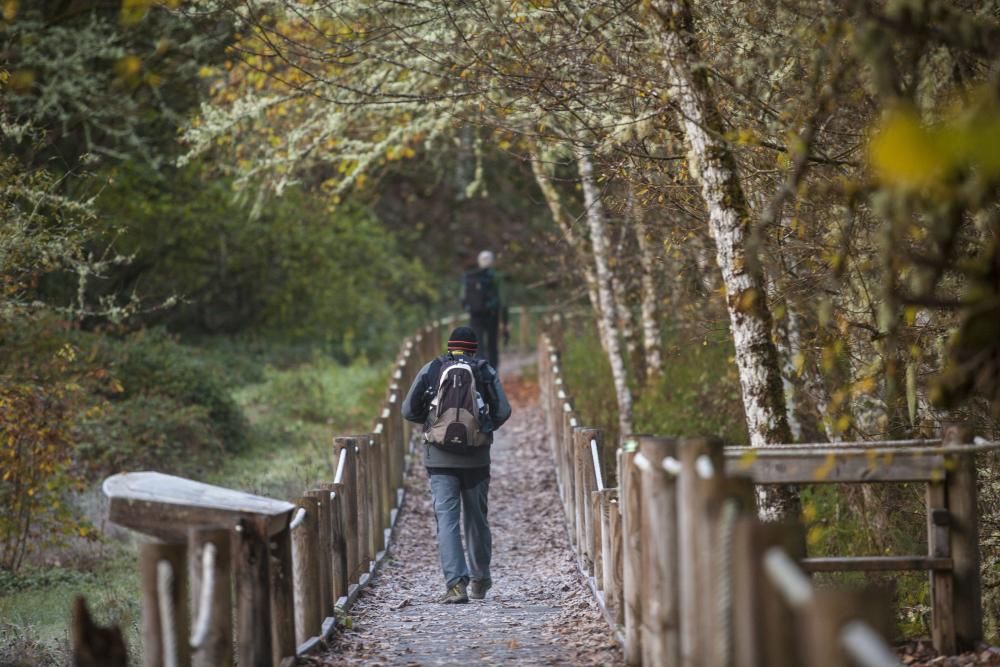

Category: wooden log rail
[538, 323, 997, 666]
[94, 318, 461, 667]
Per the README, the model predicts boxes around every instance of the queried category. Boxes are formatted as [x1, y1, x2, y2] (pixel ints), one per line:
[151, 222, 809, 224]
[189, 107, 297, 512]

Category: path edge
[291, 438, 417, 661]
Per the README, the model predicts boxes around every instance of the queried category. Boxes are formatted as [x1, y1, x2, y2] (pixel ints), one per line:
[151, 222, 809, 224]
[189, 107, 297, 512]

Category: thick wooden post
[925, 447, 956, 654]
[562, 407, 576, 527]
[141, 541, 189, 667]
[334, 437, 359, 586]
[290, 501, 320, 647]
[943, 424, 982, 650]
[609, 496, 625, 627]
[596, 489, 616, 596]
[188, 528, 232, 667]
[305, 489, 332, 615]
[637, 436, 680, 667]
[731, 520, 805, 667]
[802, 588, 893, 667]
[329, 488, 347, 603]
[591, 490, 606, 591]
[620, 442, 643, 666]
[234, 518, 271, 667]
[268, 526, 296, 664]
[376, 422, 393, 531]
[677, 436, 724, 667]
[368, 433, 386, 553]
[388, 390, 404, 500]
[572, 427, 589, 568]
[354, 435, 373, 578]
[576, 428, 602, 574]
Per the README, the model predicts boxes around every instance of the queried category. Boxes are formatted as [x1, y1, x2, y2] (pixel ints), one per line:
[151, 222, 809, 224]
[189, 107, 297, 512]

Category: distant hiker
[461, 250, 509, 369]
[401, 326, 512, 603]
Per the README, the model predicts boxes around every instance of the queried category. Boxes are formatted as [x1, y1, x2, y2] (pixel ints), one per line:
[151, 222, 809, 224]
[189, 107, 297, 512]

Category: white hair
[477, 250, 495, 269]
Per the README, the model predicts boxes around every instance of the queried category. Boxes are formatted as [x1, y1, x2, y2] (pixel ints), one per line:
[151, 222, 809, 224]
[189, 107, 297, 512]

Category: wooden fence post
[926, 436, 956, 655]
[375, 422, 393, 531]
[141, 541, 189, 667]
[305, 489, 332, 614]
[353, 435, 373, 579]
[188, 527, 232, 667]
[234, 517, 272, 667]
[943, 424, 982, 651]
[388, 390, 404, 502]
[268, 525, 296, 664]
[802, 588, 894, 667]
[561, 406, 576, 528]
[576, 428, 602, 575]
[290, 501, 320, 648]
[368, 433, 386, 553]
[677, 436, 724, 667]
[637, 436, 680, 667]
[328, 487, 347, 603]
[609, 496, 625, 627]
[619, 441, 643, 666]
[731, 520, 805, 667]
[333, 437, 359, 586]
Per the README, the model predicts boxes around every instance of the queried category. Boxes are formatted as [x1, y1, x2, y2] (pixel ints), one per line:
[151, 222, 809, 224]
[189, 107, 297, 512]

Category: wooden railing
[93, 319, 453, 666]
[538, 329, 994, 667]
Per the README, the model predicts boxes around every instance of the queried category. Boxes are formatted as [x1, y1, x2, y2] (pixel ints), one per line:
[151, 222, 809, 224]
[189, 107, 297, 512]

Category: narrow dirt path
[307, 360, 623, 666]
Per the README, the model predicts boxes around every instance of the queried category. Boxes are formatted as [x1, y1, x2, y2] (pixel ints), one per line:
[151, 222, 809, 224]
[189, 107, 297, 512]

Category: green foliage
[71, 327, 247, 477]
[0, 382, 90, 572]
[83, 162, 434, 355]
[220, 358, 386, 499]
[1, 1, 231, 169]
[561, 320, 749, 445]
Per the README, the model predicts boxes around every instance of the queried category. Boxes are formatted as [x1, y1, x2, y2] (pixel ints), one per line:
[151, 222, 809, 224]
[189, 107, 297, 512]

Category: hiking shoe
[469, 579, 492, 600]
[439, 582, 469, 604]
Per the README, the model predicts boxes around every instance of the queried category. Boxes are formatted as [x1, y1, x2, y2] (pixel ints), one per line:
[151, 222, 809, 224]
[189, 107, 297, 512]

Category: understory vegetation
[0, 337, 386, 664]
[561, 315, 1000, 642]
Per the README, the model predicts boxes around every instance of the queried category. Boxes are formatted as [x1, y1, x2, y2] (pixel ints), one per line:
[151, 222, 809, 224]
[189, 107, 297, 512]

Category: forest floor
[307, 358, 624, 666]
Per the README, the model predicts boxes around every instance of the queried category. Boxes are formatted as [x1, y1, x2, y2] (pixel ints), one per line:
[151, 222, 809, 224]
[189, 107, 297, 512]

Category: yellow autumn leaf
[814, 453, 837, 481]
[869, 110, 943, 188]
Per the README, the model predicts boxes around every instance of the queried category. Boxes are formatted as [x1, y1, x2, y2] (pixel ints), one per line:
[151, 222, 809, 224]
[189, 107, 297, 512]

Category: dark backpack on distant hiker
[464, 269, 499, 315]
[424, 355, 491, 454]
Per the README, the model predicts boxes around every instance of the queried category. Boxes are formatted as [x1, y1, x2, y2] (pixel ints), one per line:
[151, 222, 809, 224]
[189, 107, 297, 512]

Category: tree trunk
[630, 189, 665, 382]
[529, 146, 599, 301]
[650, 0, 797, 518]
[577, 149, 634, 437]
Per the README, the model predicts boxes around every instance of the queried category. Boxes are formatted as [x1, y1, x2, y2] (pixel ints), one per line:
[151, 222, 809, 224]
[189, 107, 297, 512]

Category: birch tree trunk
[528, 147, 602, 324]
[650, 0, 797, 518]
[630, 190, 665, 381]
[611, 229, 639, 366]
[577, 149, 634, 437]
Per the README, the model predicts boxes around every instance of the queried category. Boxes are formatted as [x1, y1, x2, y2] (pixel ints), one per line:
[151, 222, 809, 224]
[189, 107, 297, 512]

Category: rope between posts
[763, 547, 814, 610]
[157, 559, 179, 667]
[716, 499, 739, 667]
[334, 447, 347, 485]
[840, 620, 904, 667]
[289, 506, 307, 531]
[190, 543, 218, 650]
[591, 439, 604, 491]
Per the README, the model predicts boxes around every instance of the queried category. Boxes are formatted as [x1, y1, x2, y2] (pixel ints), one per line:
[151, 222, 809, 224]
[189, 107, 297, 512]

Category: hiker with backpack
[401, 326, 512, 603]
[462, 250, 509, 369]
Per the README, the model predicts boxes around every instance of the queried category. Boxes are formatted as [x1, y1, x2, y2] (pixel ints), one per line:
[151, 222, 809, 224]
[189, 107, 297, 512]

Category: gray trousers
[428, 467, 492, 589]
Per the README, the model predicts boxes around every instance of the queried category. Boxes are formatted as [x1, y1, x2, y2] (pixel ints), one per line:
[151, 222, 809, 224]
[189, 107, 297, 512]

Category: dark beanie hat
[448, 326, 478, 353]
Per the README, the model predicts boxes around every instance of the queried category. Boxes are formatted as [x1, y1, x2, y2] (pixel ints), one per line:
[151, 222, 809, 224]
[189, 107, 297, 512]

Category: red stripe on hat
[448, 340, 477, 350]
